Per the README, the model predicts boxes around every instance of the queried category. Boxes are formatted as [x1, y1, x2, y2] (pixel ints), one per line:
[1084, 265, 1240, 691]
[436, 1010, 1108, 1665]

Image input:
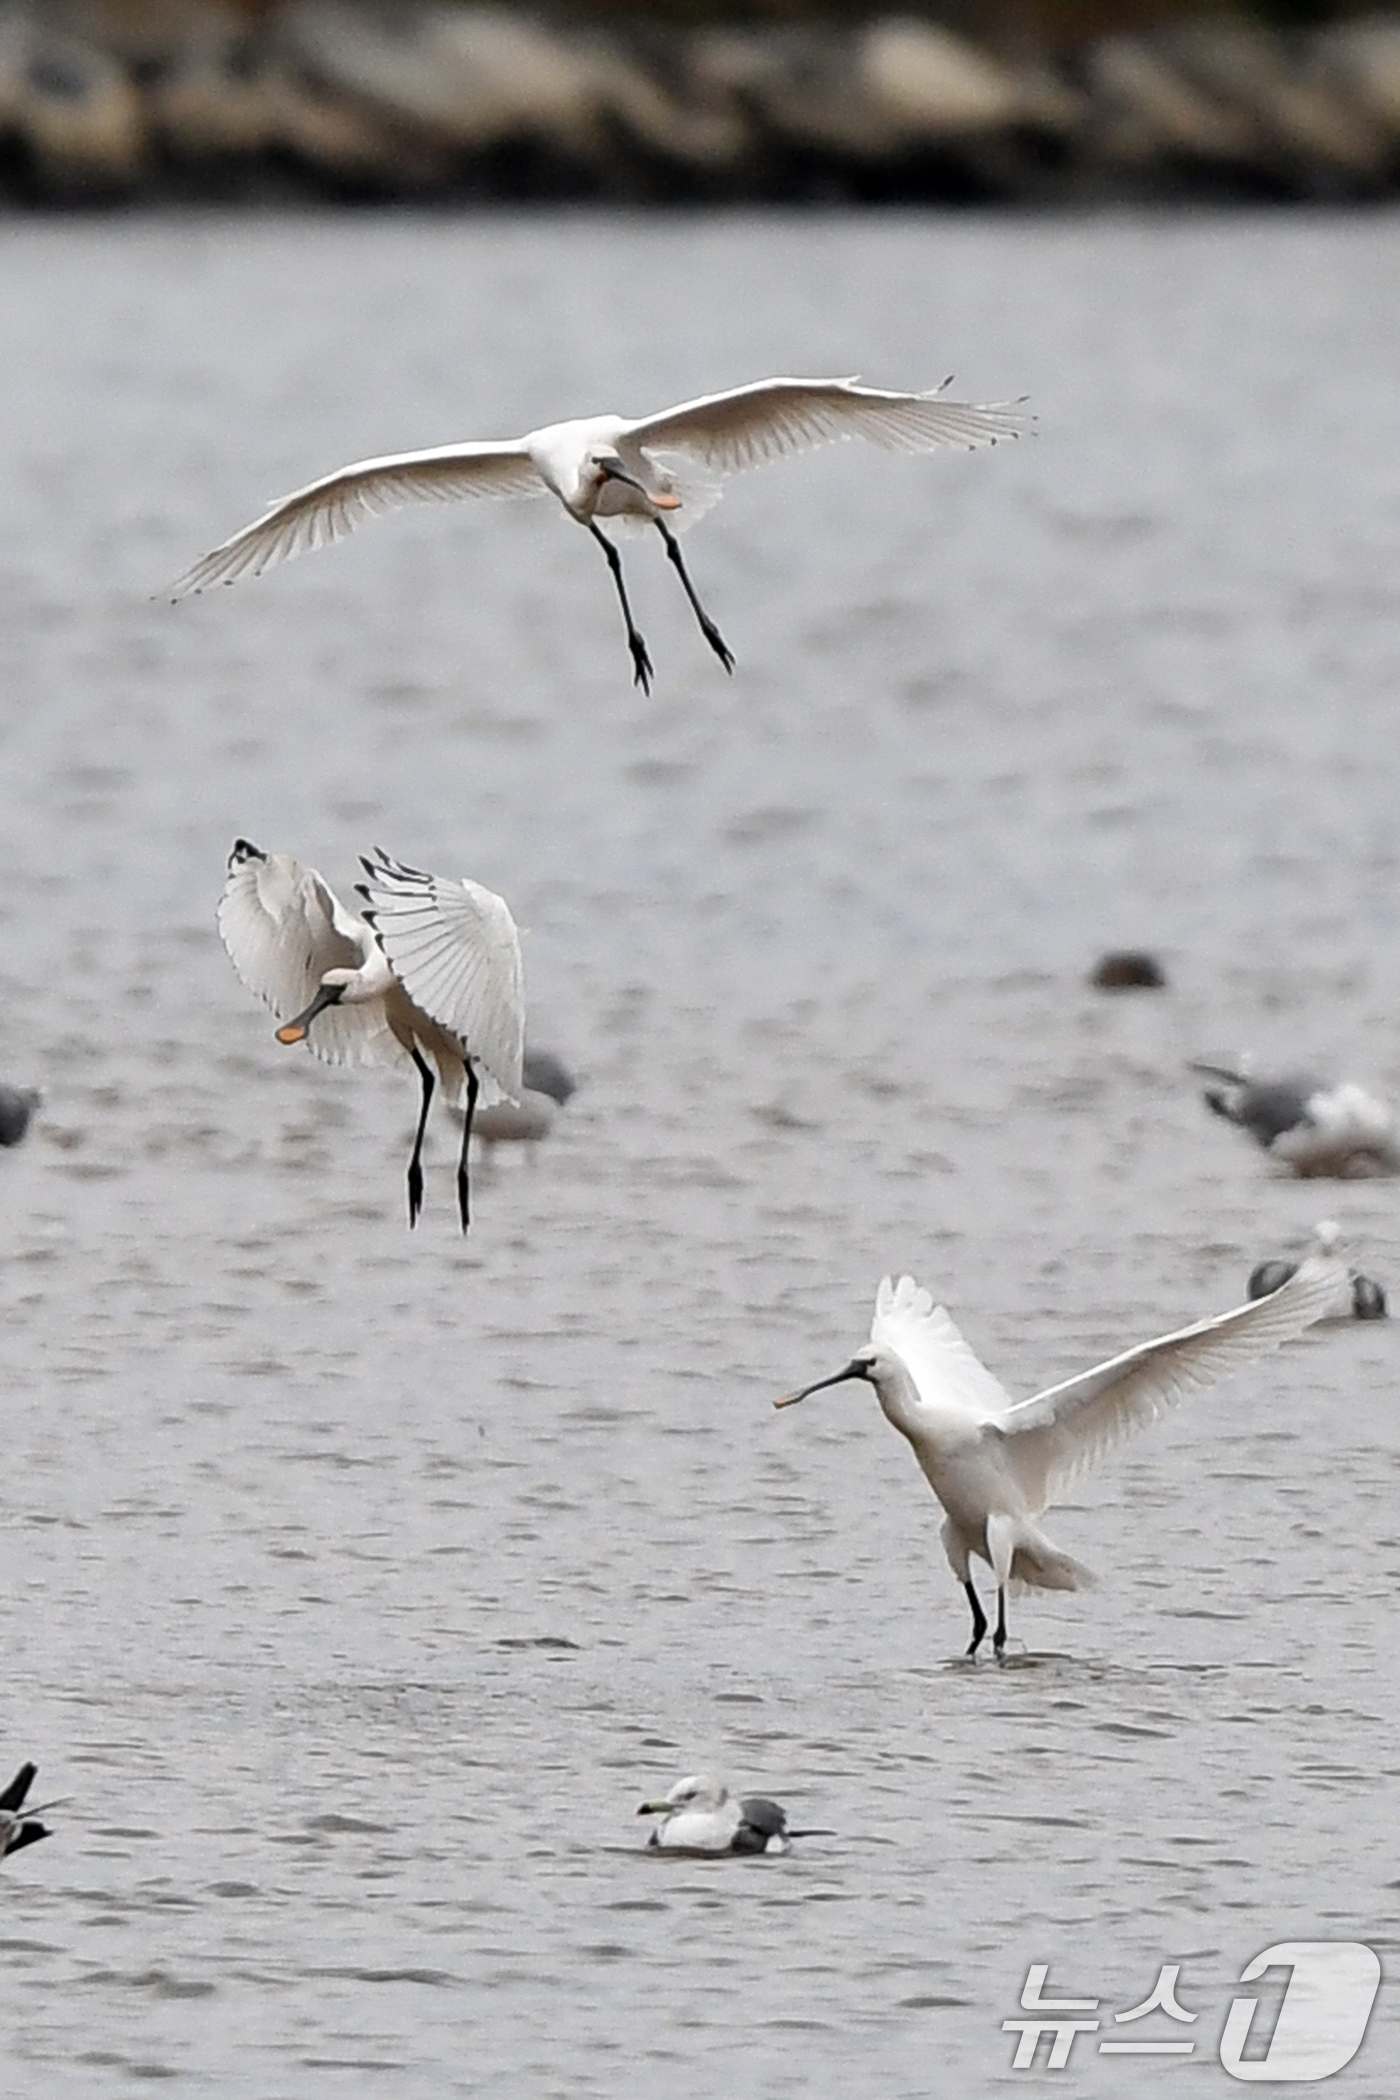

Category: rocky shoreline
[6, 4, 1400, 204]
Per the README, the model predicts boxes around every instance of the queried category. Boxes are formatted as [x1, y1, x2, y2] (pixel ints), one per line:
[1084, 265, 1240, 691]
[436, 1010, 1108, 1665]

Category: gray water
[0, 207, 1397, 2096]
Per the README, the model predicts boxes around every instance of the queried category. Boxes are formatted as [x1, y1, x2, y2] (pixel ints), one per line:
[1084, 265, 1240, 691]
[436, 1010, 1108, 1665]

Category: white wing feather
[624, 377, 1031, 478]
[873, 1275, 1016, 1424]
[173, 441, 545, 595]
[996, 1238, 1350, 1510]
[217, 842, 404, 1070]
[357, 850, 524, 1101]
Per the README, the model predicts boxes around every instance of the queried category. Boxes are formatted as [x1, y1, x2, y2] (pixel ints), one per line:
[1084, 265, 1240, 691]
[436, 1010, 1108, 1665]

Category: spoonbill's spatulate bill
[218, 839, 523, 1232]
[637, 1774, 830, 1856]
[0, 1762, 53, 1859]
[171, 376, 1030, 691]
[1191, 1060, 1400, 1177]
[776, 1230, 1350, 1657]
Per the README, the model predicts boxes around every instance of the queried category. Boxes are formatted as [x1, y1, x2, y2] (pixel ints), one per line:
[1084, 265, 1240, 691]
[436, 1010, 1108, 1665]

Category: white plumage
[172, 375, 1030, 690]
[637, 1774, 823, 1856]
[218, 839, 523, 1232]
[777, 1229, 1351, 1655]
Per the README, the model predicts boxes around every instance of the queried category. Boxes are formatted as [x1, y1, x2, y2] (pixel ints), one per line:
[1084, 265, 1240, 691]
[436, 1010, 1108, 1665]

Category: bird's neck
[869, 1361, 926, 1441]
[343, 944, 396, 1002]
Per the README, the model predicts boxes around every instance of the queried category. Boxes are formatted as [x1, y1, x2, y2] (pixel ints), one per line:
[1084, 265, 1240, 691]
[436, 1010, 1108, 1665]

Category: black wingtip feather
[0, 1764, 37, 1814]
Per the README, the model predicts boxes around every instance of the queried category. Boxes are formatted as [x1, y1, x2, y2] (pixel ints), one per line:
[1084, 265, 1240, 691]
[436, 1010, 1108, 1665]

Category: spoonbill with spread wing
[172, 376, 1030, 690]
[776, 1229, 1349, 1656]
[218, 839, 523, 1232]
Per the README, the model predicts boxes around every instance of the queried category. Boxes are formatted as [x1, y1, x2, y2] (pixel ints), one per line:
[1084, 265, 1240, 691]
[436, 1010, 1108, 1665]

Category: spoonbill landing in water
[171, 376, 1030, 691]
[776, 1229, 1349, 1657]
[1191, 1059, 1400, 1177]
[638, 1774, 830, 1856]
[218, 840, 523, 1232]
[0, 1763, 53, 1859]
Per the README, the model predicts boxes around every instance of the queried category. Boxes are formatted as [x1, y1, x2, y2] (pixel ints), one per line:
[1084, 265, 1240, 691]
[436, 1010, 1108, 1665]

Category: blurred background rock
[3, 0, 1400, 199]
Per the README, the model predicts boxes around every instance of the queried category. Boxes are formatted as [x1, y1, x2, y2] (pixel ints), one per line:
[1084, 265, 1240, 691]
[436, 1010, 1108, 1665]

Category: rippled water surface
[1, 208, 1398, 2095]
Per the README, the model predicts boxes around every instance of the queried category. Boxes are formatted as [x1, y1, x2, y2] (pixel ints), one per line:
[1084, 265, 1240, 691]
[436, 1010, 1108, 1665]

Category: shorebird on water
[638, 1775, 830, 1856]
[472, 1047, 577, 1165]
[0, 1763, 55, 1859]
[1192, 1059, 1400, 1177]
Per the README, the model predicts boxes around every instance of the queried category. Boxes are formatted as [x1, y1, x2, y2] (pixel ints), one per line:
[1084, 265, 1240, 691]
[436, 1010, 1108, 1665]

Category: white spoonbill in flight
[171, 376, 1030, 691]
[776, 1230, 1349, 1657]
[218, 840, 523, 1233]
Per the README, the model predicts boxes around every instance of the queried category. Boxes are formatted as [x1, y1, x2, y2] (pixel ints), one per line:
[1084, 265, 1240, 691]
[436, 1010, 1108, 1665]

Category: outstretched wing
[172, 441, 545, 595]
[625, 377, 1031, 478]
[217, 838, 402, 1070]
[357, 849, 524, 1101]
[873, 1275, 1015, 1424]
[997, 1234, 1350, 1510]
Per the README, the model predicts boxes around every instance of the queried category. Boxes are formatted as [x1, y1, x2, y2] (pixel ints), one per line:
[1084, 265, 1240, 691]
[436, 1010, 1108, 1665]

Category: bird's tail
[1009, 1528, 1095, 1595]
[3, 1821, 49, 1855]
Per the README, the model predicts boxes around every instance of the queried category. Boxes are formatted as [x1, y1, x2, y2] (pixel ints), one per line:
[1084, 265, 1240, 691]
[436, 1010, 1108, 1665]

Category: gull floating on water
[219, 839, 523, 1232]
[776, 1229, 1350, 1656]
[171, 376, 1030, 691]
[1192, 1060, 1400, 1177]
[638, 1774, 829, 1855]
[1248, 1256, 1386, 1321]
[0, 1763, 53, 1859]
[472, 1046, 577, 1162]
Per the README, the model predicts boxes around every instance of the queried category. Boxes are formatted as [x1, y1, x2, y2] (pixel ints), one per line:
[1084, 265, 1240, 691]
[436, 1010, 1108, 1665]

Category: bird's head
[275, 971, 352, 1044]
[638, 1774, 727, 1818]
[774, 1346, 880, 1410]
[591, 450, 681, 512]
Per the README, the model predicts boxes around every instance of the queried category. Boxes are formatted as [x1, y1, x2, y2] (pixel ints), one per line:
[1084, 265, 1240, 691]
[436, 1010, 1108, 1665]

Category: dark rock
[1090, 950, 1167, 990]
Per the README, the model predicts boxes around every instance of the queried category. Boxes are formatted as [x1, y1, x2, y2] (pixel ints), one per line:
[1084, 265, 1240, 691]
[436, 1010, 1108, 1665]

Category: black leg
[588, 521, 653, 693]
[993, 1587, 1007, 1657]
[654, 517, 735, 673]
[963, 1579, 987, 1658]
[456, 1061, 480, 1235]
[406, 1046, 435, 1228]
